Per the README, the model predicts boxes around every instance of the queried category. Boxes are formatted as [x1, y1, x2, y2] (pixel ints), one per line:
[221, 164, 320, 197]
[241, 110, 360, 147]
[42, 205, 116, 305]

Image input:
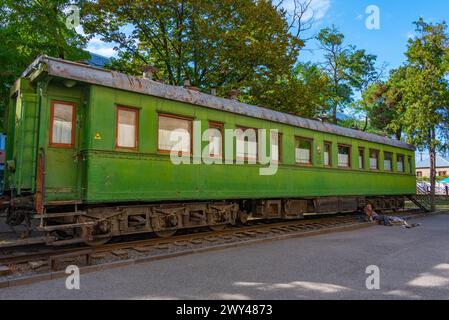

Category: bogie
[16, 196, 406, 246]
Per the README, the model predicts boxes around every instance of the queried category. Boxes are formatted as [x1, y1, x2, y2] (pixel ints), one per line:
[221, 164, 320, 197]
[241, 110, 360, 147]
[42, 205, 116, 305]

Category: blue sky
[85, 0, 449, 75]
[297, 0, 449, 73]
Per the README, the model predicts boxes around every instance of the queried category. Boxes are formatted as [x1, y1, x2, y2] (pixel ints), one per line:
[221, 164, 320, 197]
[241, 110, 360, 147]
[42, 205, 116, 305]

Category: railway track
[0, 209, 429, 287]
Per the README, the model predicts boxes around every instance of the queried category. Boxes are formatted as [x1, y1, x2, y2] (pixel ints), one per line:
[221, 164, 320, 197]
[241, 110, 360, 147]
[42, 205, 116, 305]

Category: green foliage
[81, 0, 341, 119]
[401, 18, 449, 152]
[0, 0, 88, 131]
[241, 62, 332, 119]
[316, 26, 379, 123]
[82, 0, 302, 98]
[363, 67, 408, 139]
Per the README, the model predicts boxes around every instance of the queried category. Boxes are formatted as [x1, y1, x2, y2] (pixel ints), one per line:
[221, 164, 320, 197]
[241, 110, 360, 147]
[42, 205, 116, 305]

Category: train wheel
[154, 229, 177, 238]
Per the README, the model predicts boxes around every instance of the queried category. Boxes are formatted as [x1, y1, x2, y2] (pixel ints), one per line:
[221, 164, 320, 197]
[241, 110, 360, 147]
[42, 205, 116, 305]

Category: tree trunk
[332, 104, 337, 124]
[429, 128, 436, 212]
[362, 115, 368, 132]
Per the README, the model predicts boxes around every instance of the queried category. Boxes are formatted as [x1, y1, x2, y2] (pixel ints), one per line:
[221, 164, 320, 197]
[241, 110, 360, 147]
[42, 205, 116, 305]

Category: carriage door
[41, 100, 81, 206]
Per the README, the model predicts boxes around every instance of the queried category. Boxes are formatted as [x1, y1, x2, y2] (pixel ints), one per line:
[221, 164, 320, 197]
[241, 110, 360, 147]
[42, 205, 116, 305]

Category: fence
[417, 183, 449, 195]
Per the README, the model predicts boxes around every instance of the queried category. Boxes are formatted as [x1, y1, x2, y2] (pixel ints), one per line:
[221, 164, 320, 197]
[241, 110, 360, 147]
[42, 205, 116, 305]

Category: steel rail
[0, 209, 423, 266]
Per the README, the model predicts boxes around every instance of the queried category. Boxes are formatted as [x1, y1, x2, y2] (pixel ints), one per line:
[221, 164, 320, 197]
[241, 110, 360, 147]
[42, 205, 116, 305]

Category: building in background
[415, 155, 449, 179]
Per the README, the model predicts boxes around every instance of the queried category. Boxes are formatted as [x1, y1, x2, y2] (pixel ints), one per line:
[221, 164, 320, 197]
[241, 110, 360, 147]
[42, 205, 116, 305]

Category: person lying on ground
[364, 204, 421, 228]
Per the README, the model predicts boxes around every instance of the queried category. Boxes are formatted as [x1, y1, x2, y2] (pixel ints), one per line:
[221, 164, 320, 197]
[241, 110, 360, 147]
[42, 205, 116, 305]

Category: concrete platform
[0, 214, 448, 300]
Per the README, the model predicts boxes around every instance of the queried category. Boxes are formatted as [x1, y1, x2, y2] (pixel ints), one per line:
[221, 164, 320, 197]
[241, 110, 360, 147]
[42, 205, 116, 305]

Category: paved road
[1, 214, 449, 300]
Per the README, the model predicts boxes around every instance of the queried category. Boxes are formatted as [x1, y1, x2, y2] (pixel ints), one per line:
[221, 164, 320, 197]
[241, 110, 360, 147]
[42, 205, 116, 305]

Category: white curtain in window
[359, 156, 364, 169]
[271, 145, 279, 161]
[117, 109, 137, 148]
[158, 116, 191, 153]
[296, 148, 310, 164]
[397, 161, 404, 172]
[370, 158, 378, 169]
[209, 129, 222, 157]
[52, 103, 73, 144]
[338, 154, 349, 167]
[324, 151, 330, 166]
[271, 132, 279, 161]
[236, 130, 257, 159]
[384, 160, 392, 171]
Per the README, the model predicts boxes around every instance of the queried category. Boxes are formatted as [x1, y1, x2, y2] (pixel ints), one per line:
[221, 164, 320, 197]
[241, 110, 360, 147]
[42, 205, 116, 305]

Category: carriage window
[295, 137, 312, 165]
[158, 114, 192, 155]
[208, 122, 223, 158]
[116, 107, 138, 149]
[236, 127, 258, 161]
[50, 101, 75, 147]
[384, 152, 393, 171]
[397, 154, 405, 172]
[359, 148, 365, 169]
[370, 149, 379, 170]
[324, 142, 332, 166]
[338, 145, 351, 168]
[271, 132, 282, 163]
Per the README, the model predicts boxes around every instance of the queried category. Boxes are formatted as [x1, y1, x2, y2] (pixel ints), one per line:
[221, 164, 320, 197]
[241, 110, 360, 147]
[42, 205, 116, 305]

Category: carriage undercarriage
[4, 195, 407, 246]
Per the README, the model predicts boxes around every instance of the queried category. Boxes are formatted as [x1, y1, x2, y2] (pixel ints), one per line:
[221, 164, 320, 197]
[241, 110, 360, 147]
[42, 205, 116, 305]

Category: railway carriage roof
[22, 56, 414, 151]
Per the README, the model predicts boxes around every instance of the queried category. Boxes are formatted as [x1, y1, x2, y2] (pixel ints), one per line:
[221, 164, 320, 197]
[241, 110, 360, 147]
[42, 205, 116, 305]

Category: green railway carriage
[4, 56, 416, 245]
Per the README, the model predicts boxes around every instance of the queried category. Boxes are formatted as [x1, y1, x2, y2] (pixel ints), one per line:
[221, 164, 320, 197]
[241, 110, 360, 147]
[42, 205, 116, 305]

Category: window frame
[208, 121, 224, 159]
[358, 147, 365, 170]
[337, 144, 351, 168]
[49, 100, 76, 149]
[295, 136, 313, 166]
[416, 171, 423, 177]
[115, 106, 139, 150]
[383, 151, 393, 172]
[369, 149, 380, 171]
[323, 141, 332, 167]
[157, 113, 194, 156]
[236, 126, 259, 162]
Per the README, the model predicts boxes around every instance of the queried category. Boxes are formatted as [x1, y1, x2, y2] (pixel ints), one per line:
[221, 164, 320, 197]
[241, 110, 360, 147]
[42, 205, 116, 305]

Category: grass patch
[436, 200, 449, 210]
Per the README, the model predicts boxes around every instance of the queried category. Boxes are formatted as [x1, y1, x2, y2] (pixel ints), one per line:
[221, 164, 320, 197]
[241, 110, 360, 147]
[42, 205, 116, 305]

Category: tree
[363, 67, 408, 140]
[242, 62, 332, 118]
[81, 0, 309, 104]
[317, 26, 379, 124]
[401, 18, 449, 211]
[0, 0, 88, 130]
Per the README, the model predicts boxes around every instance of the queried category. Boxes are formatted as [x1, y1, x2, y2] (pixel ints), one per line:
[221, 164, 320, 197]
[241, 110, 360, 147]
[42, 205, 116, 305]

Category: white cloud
[87, 45, 117, 57]
[86, 37, 117, 58]
[280, 0, 331, 21]
[406, 31, 415, 39]
[75, 25, 117, 58]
